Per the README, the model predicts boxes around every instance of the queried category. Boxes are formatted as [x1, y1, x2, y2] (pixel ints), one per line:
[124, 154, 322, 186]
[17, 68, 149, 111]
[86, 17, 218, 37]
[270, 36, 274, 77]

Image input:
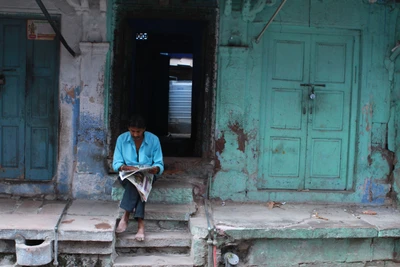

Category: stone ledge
[212, 203, 400, 240]
[125, 220, 188, 233]
[58, 214, 116, 242]
[113, 255, 194, 267]
[0, 214, 59, 240]
[58, 241, 114, 254]
[115, 203, 197, 227]
[112, 179, 195, 204]
[148, 203, 196, 221]
[116, 231, 191, 248]
[219, 226, 379, 240]
[189, 206, 210, 238]
[0, 200, 119, 243]
[0, 240, 16, 253]
[120, 203, 197, 222]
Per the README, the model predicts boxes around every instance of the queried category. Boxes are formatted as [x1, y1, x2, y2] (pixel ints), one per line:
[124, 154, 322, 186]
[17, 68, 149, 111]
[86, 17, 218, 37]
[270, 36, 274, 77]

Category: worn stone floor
[210, 200, 400, 240]
[0, 198, 119, 242]
[0, 198, 400, 240]
[2, 197, 400, 242]
[1, 197, 400, 266]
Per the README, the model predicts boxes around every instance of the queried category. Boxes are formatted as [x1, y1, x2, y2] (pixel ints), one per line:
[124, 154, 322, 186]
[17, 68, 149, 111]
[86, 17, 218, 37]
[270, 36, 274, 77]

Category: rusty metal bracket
[254, 0, 288, 44]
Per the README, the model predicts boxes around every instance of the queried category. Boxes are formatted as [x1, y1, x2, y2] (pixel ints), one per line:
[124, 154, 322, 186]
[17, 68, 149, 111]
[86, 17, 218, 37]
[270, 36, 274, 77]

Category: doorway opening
[110, 16, 216, 159]
[168, 53, 193, 139]
[130, 20, 199, 157]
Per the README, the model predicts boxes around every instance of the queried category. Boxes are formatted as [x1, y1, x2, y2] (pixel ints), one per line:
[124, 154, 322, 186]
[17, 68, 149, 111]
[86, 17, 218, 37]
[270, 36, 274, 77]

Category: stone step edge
[113, 255, 194, 267]
[116, 231, 191, 248]
[111, 184, 195, 204]
[117, 203, 197, 222]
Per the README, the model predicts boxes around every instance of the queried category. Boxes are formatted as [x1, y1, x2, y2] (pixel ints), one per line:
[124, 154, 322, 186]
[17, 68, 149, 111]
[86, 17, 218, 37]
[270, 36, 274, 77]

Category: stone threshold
[2, 198, 400, 267]
[2, 199, 400, 242]
[113, 255, 193, 267]
[211, 202, 400, 240]
[0, 199, 120, 242]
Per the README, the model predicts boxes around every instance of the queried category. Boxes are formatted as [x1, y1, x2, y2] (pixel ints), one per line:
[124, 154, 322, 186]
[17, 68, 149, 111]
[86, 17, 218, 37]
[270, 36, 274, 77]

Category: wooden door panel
[1, 75, 21, 117]
[306, 34, 354, 190]
[269, 137, 302, 177]
[0, 19, 57, 181]
[3, 24, 22, 67]
[30, 127, 49, 169]
[270, 89, 303, 130]
[1, 126, 20, 167]
[309, 139, 342, 178]
[0, 19, 26, 179]
[272, 39, 306, 81]
[312, 91, 344, 131]
[25, 40, 57, 180]
[259, 29, 357, 191]
[258, 32, 309, 190]
[313, 41, 347, 83]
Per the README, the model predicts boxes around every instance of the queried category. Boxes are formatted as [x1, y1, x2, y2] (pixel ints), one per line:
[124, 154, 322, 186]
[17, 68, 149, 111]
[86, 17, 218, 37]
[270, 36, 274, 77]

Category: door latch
[300, 83, 326, 88]
[300, 83, 325, 100]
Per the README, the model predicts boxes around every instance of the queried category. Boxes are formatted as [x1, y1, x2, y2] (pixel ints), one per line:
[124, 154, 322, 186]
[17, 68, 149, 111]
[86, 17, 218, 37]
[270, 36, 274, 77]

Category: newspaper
[119, 165, 154, 202]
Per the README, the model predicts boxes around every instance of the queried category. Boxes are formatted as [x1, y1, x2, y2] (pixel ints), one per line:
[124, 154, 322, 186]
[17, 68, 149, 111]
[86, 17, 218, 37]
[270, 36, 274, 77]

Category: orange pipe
[213, 245, 217, 267]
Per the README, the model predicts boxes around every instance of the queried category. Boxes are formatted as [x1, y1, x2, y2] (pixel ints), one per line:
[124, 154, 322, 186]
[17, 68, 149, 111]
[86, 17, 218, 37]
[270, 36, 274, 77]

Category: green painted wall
[212, 0, 400, 205]
[247, 237, 397, 266]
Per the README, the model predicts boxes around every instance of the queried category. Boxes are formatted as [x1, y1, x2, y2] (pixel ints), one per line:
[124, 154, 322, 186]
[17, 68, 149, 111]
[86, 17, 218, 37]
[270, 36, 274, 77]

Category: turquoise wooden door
[0, 18, 58, 181]
[258, 28, 359, 190]
[0, 19, 26, 179]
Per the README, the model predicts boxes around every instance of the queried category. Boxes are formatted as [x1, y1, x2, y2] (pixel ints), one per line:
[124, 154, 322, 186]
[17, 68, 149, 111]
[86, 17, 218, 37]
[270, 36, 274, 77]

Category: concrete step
[113, 255, 194, 267]
[118, 203, 197, 222]
[116, 231, 191, 248]
[146, 203, 197, 221]
[111, 178, 199, 204]
[125, 219, 188, 232]
[0, 200, 119, 242]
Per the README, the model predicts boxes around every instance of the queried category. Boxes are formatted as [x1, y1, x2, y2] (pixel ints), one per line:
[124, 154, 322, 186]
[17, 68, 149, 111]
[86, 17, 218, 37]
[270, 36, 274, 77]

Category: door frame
[108, 4, 218, 163]
[257, 25, 360, 191]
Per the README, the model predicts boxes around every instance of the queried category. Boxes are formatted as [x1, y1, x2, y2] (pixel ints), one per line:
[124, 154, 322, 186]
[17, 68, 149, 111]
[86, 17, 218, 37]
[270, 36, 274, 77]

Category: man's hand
[148, 166, 159, 175]
[124, 166, 139, 171]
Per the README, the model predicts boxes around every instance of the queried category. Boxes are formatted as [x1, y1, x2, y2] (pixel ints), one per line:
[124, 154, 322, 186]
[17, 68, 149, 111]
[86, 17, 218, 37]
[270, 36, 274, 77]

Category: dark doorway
[121, 19, 205, 157]
[109, 5, 218, 165]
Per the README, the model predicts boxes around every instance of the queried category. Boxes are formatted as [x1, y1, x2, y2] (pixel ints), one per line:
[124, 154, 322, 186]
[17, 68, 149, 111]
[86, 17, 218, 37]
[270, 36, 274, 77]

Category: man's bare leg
[135, 218, 145, 241]
[116, 210, 130, 233]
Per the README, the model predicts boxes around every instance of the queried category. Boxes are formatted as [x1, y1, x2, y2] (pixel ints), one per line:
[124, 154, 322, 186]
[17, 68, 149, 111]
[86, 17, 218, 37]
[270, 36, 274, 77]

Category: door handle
[1, 68, 16, 72]
[303, 107, 306, 114]
[310, 107, 313, 114]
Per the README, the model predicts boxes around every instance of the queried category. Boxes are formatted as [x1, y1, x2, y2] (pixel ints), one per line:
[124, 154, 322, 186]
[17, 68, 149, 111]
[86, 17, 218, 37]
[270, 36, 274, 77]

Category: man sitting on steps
[112, 114, 164, 241]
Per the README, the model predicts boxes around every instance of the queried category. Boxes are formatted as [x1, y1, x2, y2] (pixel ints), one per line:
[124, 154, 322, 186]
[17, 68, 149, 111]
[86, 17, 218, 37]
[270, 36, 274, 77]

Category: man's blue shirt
[112, 131, 164, 174]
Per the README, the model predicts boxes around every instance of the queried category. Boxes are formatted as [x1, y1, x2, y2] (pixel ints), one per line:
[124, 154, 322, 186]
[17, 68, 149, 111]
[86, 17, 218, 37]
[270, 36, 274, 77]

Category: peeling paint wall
[212, 0, 400, 204]
[220, 237, 400, 266]
[0, 0, 114, 200]
[2, 0, 399, 204]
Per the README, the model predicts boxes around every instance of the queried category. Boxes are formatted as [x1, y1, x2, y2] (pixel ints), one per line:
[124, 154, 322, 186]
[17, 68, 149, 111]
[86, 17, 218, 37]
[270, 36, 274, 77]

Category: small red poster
[27, 20, 56, 40]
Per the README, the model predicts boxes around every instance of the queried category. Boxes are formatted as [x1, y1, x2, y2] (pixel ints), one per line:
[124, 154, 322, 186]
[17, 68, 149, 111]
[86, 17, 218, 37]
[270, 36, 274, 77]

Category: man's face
[128, 127, 145, 141]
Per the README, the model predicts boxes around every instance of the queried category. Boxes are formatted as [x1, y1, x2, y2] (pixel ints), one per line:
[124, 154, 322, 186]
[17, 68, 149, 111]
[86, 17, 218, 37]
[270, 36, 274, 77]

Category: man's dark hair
[128, 114, 147, 128]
